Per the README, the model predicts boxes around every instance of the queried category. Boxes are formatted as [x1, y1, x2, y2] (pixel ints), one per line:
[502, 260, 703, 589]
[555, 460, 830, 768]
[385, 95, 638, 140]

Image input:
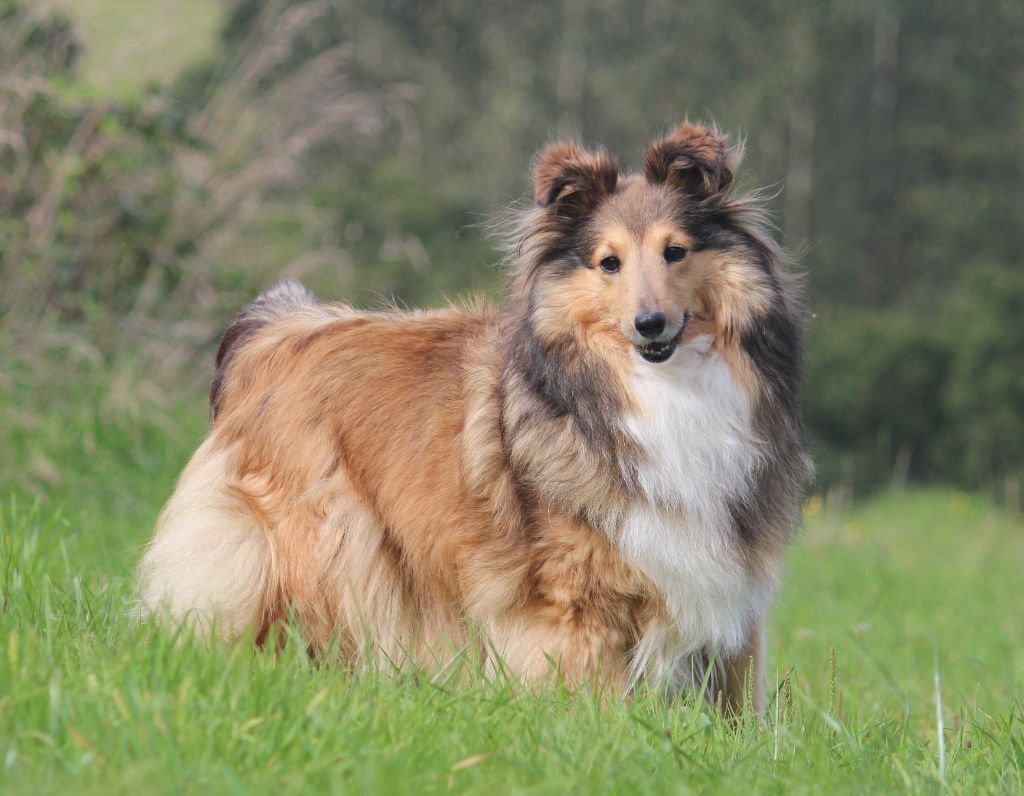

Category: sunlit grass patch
[50, 0, 221, 99]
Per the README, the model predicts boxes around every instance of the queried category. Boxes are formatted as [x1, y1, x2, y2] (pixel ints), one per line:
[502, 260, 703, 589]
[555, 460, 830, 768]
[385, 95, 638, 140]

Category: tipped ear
[533, 143, 618, 217]
[644, 122, 738, 200]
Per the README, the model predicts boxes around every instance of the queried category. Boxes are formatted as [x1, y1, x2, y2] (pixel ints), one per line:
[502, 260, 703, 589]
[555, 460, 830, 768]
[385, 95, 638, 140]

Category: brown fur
[137, 122, 812, 709]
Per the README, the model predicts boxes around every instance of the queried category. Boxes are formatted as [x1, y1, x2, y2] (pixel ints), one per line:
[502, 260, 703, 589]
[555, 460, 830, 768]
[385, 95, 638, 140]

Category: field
[51, 0, 221, 99]
[4, 2, 1022, 793]
[1, 372, 1023, 795]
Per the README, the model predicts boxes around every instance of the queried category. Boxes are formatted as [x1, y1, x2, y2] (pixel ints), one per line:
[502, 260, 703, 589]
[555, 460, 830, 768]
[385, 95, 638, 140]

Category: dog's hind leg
[136, 437, 276, 638]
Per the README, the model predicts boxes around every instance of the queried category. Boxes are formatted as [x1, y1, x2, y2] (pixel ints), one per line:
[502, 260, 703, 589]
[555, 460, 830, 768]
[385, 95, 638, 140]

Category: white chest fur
[618, 335, 769, 687]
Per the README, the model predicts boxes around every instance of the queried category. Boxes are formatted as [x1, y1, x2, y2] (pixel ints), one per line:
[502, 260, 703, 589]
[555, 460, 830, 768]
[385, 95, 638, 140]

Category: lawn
[50, 0, 221, 99]
[1, 372, 1022, 794]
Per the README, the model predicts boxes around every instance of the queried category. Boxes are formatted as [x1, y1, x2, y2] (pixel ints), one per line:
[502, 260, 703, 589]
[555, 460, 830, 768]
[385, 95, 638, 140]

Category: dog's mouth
[636, 315, 688, 364]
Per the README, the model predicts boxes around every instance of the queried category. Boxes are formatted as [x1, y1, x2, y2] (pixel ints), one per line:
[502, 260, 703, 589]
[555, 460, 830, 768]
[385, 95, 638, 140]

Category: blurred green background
[2, 0, 1022, 501]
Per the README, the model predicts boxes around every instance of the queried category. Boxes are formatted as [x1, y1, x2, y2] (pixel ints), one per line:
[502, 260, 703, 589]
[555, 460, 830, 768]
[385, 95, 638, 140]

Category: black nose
[634, 311, 666, 339]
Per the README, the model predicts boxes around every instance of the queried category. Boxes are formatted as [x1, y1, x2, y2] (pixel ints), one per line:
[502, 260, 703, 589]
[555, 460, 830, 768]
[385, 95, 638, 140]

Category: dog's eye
[664, 246, 688, 263]
[599, 255, 621, 273]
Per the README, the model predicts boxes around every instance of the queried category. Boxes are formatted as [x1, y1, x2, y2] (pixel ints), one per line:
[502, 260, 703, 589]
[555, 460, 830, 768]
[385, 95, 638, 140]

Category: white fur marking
[619, 335, 770, 688]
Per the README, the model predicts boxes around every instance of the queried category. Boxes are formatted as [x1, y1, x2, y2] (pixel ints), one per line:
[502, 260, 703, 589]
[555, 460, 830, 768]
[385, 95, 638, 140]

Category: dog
[136, 122, 812, 710]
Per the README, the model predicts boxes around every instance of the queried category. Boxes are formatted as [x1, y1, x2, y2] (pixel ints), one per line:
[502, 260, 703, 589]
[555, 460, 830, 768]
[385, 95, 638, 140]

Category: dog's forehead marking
[596, 177, 681, 242]
[592, 177, 695, 249]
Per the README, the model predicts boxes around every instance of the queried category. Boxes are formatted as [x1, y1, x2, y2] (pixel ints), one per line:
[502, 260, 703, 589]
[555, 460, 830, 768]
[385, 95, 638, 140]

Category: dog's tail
[210, 278, 318, 419]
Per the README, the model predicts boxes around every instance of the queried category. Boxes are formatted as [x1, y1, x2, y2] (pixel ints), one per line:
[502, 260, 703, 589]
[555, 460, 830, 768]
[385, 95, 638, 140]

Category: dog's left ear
[644, 122, 739, 201]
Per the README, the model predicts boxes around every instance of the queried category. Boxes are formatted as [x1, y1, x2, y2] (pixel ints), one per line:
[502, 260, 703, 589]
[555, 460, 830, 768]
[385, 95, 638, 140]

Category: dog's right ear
[533, 143, 618, 218]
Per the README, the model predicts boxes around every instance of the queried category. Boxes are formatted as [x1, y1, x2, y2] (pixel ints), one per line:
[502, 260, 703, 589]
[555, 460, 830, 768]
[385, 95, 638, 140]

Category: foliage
[804, 309, 951, 491]
[2, 0, 1022, 494]
[1, 0, 406, 384]
[944, 264, 1024, 485]
[1, 1, 207, 368]
[805, 263, 1024, 493]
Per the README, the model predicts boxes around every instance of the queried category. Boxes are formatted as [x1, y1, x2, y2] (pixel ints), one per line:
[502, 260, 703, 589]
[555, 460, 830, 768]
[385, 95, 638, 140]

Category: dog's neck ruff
[616, 334, 768, 688]
[499, 324, 772, 689]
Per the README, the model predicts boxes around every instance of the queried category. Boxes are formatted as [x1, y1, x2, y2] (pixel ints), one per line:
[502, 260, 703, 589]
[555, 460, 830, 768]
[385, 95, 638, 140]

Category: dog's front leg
[720, 617, 766, 714]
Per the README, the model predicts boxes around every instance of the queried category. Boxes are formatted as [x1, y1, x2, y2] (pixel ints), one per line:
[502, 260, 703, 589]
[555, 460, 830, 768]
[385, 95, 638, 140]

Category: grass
[1, 370, 1023, 794]
[49, 0, 221, 99]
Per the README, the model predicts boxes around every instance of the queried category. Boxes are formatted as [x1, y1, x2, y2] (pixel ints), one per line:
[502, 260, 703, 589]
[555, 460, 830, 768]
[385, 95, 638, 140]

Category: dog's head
[513, 122, 778, 364]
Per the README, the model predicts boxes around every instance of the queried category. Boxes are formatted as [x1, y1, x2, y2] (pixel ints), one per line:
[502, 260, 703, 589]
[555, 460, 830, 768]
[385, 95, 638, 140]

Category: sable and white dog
[137, 122, 812, 711]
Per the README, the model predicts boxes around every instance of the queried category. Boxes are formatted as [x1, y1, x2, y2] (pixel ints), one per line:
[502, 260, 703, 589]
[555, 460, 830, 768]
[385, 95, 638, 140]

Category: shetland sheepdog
[136, 122, 812, 710]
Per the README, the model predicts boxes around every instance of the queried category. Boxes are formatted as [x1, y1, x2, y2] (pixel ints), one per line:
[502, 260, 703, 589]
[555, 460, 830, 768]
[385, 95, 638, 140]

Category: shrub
[942, 264, 1024, 487]
[803, 309, 951, 493]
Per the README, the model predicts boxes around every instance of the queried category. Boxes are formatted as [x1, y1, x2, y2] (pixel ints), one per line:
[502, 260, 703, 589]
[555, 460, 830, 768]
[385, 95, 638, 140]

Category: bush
[942, 264, 1024, 486]
[0, 0, 406, 379]
[804, 265, 1024, 496]
[804, 310, 951, 493]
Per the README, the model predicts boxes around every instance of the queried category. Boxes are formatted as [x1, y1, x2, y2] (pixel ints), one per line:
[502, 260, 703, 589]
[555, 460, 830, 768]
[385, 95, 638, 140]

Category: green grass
[2, 372, 1023, 794]
[51, 0, 221, 99]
